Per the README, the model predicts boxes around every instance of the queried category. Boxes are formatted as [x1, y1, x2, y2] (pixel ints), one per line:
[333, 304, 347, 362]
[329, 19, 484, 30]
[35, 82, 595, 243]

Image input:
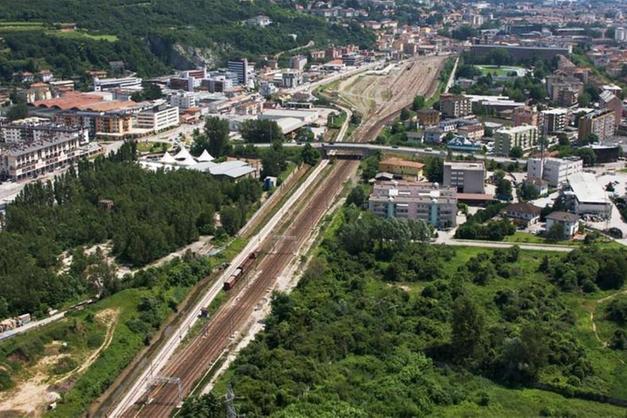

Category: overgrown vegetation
[187, 207, 627, 417]
[0, 143, 261, 317]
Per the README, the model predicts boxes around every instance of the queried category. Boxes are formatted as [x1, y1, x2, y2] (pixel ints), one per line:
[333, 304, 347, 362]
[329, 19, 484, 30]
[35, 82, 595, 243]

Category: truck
[223, 252, 257, 291]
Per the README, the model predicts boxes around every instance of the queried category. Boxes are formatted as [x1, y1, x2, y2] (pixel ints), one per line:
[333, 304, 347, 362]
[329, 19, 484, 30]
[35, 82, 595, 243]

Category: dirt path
[589, 289, 627, 359]
[0, 309, 119, 417]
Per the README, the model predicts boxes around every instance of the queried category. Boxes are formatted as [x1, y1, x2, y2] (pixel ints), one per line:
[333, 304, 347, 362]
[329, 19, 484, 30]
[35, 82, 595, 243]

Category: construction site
[100, 55, 449, 418]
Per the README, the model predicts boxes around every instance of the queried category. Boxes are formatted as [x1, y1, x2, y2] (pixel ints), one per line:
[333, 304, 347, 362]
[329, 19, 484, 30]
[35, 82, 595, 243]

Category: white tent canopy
[197, 149, 214, 162]
[174, 147, 194, 162]
[160, 151, 176, 164]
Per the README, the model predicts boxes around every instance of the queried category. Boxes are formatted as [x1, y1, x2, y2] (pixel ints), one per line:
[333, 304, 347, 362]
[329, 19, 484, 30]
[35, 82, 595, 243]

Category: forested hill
[0, 0, 375, 80]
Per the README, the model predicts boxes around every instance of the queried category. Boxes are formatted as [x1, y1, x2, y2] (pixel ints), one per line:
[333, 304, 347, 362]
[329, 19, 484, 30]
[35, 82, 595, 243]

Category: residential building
[0, 134, 98, 181]
[1, 118, 88, 144]
[546, 211, 580, 238]
[282, 70, 302, 88]
[169, 92, 196, 110]
[524, 177, 549, 196]
[227, 59, 250, 85]
[527, 156, 583, 187]
[244, 15, 272, 27]
[512, 106, 540, 127]
[493, 125, 538, 156]
[342, 53, 364, 66]
[541, 108, 568, 134]
[443, 161, 485, 193]
[93, 75, 142, 92]
[565, 172, 611, 218]
[136, 104, 180, 131]
[457, 123, 484, 140]
[504, 202, 541, 226]
[599, 91, 622, 131]
[289, 55, 308, 72]
[415, 109, 440, 127]
[379, 157, 424, 177]
[578, 109, 615, 142]
[368, 180, 458, 228]
[615, 27, 626, 43]
[440, 94, 471, 118]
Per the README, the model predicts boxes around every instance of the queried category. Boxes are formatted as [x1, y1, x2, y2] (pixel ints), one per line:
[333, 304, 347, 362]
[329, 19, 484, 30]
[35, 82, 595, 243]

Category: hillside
[0, 0, 375, 80]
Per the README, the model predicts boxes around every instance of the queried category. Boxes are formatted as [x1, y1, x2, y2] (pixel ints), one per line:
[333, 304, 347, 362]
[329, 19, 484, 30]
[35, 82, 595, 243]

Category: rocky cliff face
[147, 36, 224, 70]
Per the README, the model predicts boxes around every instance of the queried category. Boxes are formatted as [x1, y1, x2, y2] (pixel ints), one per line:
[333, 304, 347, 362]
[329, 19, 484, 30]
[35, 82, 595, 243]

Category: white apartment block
[494, 124, 538, 156]
[0, 134, 92, 181]
[136, 105, 180, 131]
[169, 92, 196, 110]
[527, 156, 583, 187]
[368, 180, 457, 229]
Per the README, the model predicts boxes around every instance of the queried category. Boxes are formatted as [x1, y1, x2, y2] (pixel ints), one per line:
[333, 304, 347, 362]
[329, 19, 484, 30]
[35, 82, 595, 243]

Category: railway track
[121, 160, 356, 417]
[116, 56, 447, 418]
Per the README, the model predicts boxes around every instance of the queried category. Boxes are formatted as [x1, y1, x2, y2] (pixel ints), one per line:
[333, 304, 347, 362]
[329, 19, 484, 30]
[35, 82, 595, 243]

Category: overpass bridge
[263, 141, 520, 165]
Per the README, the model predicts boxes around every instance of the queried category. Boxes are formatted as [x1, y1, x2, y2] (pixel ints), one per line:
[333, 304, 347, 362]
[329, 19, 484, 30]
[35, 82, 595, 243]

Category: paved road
[0, 312, 66, 341]
[440, 238, 574, 252]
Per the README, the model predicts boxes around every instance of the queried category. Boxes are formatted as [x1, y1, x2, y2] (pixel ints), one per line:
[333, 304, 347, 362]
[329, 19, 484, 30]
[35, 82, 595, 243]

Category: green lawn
[49, 30, 118, 42]
[503, 231, 577, 246]
[0, 22, 46, 32]
[475, 65, 527, 77]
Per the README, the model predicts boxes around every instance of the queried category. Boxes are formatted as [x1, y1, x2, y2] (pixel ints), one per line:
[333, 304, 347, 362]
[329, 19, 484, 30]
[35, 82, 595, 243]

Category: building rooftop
[444, 161, 485, 170]
[567, 172, 609, 205]
[506, 202, 541, 215]
[380, 157, 425, 170]
[546, 211, 579, 222]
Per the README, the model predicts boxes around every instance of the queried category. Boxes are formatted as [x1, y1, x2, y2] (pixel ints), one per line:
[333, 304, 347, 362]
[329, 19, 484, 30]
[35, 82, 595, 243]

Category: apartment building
[368, 180, 457, 228]
[169, 92, 196, 110]
[599, 91, 622, 131]
[541, 108, 568, 134]
[136, 104, 179, 131]
[415, 109, 440, 127]
[289, 55, 308, 71]
[512, 106, 539, 127]
[443, 161, 485, 193]
[440, 94, 471, 118]
[1, 118, 88, 144]
[227, 59, 251, 85]
[527, 156, 583, 187]
[494, 125, 538, 156]
[379, 157, 424, 177]
[578, 109, 615, 142]
[282, 70, 302, 88]
[0, 134, 87, 180]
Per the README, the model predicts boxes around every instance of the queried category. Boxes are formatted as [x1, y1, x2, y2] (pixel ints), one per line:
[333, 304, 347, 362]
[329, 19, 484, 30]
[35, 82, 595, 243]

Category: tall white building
[169, 92, 196, 110]
[615, 27, 626, 43]
[527, 156, 583, 187]
[136, 104, 180, 131]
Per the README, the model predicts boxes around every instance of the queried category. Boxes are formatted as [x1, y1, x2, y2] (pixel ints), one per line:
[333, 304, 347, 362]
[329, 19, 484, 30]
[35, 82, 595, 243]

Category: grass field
[0, 22, 117, 41]
[475, 65, 528, 77]
[503, 231, 578, 246]
[49, 30, 118, 42]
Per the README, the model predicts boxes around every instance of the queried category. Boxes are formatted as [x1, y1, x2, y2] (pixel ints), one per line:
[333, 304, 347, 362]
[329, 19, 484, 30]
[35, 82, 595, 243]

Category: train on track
[223, 252, 257, 291]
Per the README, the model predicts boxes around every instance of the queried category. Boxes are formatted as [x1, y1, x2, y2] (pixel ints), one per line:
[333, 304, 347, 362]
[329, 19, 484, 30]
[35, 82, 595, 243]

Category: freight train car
[223, 252, 257, 291]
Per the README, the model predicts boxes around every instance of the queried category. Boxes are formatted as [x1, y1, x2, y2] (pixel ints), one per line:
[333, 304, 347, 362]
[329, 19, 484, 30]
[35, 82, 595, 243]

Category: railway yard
[108, 55, 447, 418]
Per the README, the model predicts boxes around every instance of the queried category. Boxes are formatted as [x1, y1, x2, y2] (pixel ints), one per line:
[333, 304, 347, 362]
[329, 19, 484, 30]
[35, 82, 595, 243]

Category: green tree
[179, 393, 222, 418]
[451, 296, 485, 360]
[205, 117, 230, 157]
[400, 107, 411, 121]
[412, 95, 425, 111]
[346, 185, 366, 207]
[240, 119, 283, 143]
[424, 158, 444, 183]
[301, 143, 320, 166]
[546, 222, 565, 242]
[495, 178, 513, 201]
[575, 147, 596, 166]
[509, 146, 524, 159]
[6, 103, 28, 121]
[261, 142, 287, 177]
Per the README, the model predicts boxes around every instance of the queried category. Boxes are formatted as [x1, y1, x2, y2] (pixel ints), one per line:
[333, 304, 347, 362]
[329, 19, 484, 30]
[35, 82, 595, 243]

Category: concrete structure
[470, 44, 572, 61]
[512, 106, 540, 127]
[440, 94, 471, 118]
[599, 91, 622, 131]
[0, 118, 88, 144]
[0, 135, 98, 180]
[546, 211, 579, 238]
[565, 172, 612, 219]
[415, 109, 440, 127]
[227, 59, 250, 85]
[93, 76, 142, 92]
[282, 70, 302, 88]
[378, 157, 424, 177]
[494, 124, 538, 156]
[136, 104, 180, 131]
[541, 108, 568, 134]
[368, 180, 457, 228]
[527, 156, 583, 187]
[289, 55, 308, 72]
[443, 161, 485, 193]
[169, 92, 196, 110]
[578, 109, 615, 142]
